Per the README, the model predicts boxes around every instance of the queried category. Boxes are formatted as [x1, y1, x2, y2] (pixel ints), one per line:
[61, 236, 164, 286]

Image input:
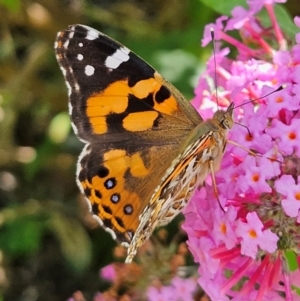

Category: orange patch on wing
[123, 111, 159, 131]
[86, 76, 179, 134]
[87, 80, 130, 115]
[154, 72, 178, 114]
[103, 149, 126, 161]
[88, 116, 107, 134]
[130, 153, 150, 177]
[131, 76, 178, 115]
[98, 204, 112, 220]
[111, 190, 140, 232]
[82, 148, 148, 235]
[103, 149, 149, 177]
[86, 81, 130, 134]
[153, 95, 178, 115]
[131, 78, 160, 98]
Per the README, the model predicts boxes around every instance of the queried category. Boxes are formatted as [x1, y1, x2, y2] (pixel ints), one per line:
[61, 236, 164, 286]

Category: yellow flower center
[248, 229, 257, 238]
[252, 173, 259, 182]
[220, 223, 227, 234]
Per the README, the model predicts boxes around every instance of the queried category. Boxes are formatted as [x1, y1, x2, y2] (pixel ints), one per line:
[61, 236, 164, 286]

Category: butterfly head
[213, 102, 234, 130]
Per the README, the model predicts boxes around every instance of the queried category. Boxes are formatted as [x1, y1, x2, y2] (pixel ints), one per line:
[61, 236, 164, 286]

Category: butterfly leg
[209, 159, 225, 212]
[227, 140, 282, 163]
[227, 139, 258, 156]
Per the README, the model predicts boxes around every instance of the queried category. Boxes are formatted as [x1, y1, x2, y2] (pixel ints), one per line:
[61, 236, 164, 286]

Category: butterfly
[55, 24, 234, 263]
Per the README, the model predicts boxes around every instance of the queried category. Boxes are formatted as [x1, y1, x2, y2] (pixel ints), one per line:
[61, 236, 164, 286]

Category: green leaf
[198, 0, 246, 15]
[47, 213, 92, 272]
[285, 250, 298, 271]
[274, 5, 298, 38]
[0, 0, 20, 12]
[48, 112, 71, 144]
[292, 285, 300, 296]
[0, 216, 44, 255]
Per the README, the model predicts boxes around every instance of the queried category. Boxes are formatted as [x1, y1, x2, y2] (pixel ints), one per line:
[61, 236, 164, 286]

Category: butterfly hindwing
[77, 142, 186, 244]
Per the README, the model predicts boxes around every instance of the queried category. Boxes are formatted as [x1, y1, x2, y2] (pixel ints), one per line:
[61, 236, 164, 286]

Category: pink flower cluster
[93, 263, 198, 301]
[183, 1, 300, 300]
[146, 277, 197, 301]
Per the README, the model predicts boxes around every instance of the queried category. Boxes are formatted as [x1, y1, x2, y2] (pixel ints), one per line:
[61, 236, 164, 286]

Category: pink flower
[267, 118, 300, 157]
[275, 175, 300, 221]
[184, 2, 300, 301]
[171, 277, 197, 301]
[147, 286, 174, 301]
[146, 277, 197, 301]
[99, 264, 116, 282]
[212, 206, 238, 249]
[236, 212, 279, 258]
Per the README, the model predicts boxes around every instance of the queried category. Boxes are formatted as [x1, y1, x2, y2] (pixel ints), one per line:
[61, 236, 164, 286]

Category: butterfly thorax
[125, 105, 234, 262]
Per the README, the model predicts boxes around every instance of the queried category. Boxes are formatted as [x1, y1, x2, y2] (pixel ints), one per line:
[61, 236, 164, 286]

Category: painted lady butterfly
[55, 25, 233, 263]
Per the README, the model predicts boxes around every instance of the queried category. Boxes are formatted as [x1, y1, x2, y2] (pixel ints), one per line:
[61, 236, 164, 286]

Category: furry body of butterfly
[54, 24, 234, 263]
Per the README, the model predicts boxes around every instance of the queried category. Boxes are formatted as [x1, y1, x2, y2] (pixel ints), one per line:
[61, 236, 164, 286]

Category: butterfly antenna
[234, 84, 285, 110]
[211, 28, 219, 108]
[234, 121, 252, 137]
[229, 85, 285, 138]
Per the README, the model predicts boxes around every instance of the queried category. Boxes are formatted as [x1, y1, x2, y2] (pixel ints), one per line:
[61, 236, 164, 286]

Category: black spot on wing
[155, 85, 171, 103]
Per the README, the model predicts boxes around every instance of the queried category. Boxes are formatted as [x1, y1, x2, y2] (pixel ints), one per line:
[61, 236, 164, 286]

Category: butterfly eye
[221, 116, 232, 130]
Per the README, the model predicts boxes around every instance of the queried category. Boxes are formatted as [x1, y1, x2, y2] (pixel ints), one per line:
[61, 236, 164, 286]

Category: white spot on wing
[79, 42, 83, 47]
[76, 144, 91, 192]
[77, 24, 103, 39]
[63, 39, 69, 48]
[68, 31, 74, 39]
[66, 81, 72, 96]
[85, 65, 95, 76]
[121, 242, 129, 248]
[86, 29, 98, 40]
[92, 215, 104, 226]
[105, 47, 130, 69]
[104, 226, 117, 240]
[77, 54, 83, 60]
[59, 66, 67, 76]
[68, 101, 73, 115]
[74, 82, 80, 91]
[70, 121, 78, 135]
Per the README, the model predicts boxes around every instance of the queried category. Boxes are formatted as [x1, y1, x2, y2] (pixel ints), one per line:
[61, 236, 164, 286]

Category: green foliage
[198, 0, 246, 15]
[273, 5, 299, 36]
[0, 0, 20, 12]
[0, 200, 91, 271]
[285, 250, 298, 271]
[0, 213, 44, 256]
[48, 112, 71, 144]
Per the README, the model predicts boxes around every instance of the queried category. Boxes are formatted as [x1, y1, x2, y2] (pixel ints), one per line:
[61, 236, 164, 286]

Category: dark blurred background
[0, 0, 298, 300]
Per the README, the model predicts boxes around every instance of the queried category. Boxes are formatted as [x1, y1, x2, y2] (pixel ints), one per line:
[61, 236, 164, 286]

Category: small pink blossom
[212, 206, 238, 249]
[147, 286, 174, 301]
[171, 277, 197, 301]
[99, 264, 116, 282]
[275, 175, 300, 219]
[236, 212, 279, 258]
[266, 118, 300, 157]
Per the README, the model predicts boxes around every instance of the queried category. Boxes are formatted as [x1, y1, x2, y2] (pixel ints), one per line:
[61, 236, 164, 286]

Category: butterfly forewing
[55, 25, 202, 143]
